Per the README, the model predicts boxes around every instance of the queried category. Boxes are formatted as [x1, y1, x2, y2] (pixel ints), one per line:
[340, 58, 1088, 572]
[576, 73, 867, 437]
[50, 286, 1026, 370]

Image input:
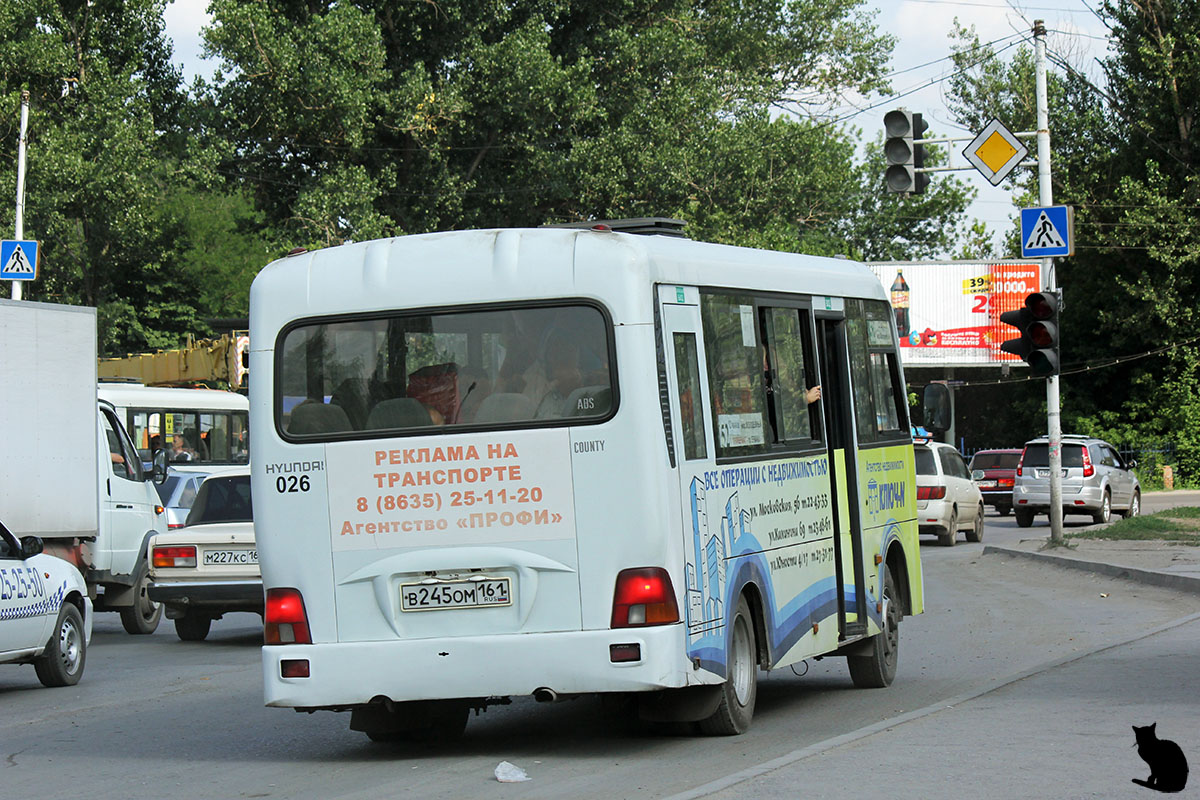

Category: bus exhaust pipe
[533, 687, 558, 703]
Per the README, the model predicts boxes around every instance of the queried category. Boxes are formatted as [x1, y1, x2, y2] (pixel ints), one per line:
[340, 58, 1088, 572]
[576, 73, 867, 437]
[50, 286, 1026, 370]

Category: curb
[982, 544, 1200, 595]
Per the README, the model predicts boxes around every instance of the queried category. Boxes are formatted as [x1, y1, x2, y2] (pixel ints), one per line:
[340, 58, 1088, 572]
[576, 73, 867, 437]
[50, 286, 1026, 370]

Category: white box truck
[1, 298, 167, 634]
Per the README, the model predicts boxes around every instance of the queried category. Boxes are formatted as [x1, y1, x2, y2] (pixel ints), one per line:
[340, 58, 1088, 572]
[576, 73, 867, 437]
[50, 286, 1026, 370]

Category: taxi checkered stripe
[0, 581, 65, 621]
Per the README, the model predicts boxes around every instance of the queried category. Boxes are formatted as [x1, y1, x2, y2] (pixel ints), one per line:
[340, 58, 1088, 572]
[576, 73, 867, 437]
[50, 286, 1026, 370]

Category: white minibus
[250, 221, 922, 739]
[98, 383, 250, 471]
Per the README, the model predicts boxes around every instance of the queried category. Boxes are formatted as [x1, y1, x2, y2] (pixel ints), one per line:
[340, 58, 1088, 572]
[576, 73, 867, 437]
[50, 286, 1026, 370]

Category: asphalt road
[4, 495, 1200, 799]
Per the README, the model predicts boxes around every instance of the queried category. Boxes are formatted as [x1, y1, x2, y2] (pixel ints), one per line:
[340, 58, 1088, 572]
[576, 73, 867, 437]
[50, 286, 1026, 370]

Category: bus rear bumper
[262, 624, 703, 708]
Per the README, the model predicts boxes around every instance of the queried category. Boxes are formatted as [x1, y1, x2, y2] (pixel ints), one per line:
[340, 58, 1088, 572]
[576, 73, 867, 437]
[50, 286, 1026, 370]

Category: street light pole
[1034, 20, 1065, 546]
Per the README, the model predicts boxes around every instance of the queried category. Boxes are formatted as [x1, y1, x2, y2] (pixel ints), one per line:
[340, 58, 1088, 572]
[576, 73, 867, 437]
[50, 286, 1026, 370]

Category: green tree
[197, 0, 965, 252]
[945, 9, 1200, 481]
[0, 0, 241, 353]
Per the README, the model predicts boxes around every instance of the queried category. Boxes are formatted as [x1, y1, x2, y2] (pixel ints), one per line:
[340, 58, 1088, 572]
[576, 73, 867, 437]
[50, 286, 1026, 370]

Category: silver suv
[1012, 435, 1140, 527]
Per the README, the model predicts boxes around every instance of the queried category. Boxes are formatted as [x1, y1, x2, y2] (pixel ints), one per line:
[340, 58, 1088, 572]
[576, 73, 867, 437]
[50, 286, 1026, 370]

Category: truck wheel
[1015, 509, 1034, 528]
[699, 596, 758, 735]
[848, 568, 900, 688]
[34, 603, 87, 687]
[175, 613, 212, 641]
[120, 564, 163, 635]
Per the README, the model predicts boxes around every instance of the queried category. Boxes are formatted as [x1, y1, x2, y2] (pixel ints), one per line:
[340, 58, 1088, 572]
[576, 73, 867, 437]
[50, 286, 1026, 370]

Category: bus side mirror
[152, 450, 170, 484]
[923, 383, 952, 434]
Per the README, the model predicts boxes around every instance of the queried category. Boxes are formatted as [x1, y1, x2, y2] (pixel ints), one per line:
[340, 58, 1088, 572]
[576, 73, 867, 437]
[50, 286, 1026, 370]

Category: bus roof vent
[546, 217, 688, 238]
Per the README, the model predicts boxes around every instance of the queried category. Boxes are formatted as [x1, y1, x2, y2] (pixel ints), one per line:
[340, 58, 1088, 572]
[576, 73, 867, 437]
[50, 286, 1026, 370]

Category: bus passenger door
[657, 286, 724, 665]
[814, 311, 868, 640]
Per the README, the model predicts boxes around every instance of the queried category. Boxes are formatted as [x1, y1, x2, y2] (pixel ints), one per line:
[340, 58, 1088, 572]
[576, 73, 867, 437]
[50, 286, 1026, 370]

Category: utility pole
[1033, 21, 1065, 546]
[12, 90, 30, 301]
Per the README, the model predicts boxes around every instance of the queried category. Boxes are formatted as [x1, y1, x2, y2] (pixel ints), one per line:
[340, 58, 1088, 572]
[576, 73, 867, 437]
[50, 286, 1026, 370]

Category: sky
[160, 0, 1113, 253]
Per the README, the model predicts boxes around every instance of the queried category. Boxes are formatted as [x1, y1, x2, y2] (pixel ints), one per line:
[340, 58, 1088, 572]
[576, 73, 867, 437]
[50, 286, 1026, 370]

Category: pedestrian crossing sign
[1020, 206, 1073, 258]
[0, 239, 39, 280]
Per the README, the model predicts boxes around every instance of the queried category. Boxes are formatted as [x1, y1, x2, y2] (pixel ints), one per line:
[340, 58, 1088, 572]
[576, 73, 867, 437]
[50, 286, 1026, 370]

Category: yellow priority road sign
[963, 119, 1029, 186]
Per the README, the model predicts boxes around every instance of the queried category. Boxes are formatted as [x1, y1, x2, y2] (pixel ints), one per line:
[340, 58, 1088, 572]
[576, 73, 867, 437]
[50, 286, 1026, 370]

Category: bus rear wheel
[848, 568, 900, 689]
[699, 596, 758, 735]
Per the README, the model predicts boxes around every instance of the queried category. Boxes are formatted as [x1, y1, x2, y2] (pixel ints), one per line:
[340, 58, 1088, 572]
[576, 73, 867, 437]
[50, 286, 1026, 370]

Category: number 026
[276, 475, 310, 493]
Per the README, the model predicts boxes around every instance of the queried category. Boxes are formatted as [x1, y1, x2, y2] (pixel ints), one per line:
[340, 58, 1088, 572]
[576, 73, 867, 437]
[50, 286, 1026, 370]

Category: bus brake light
[265, 588, 312, 645]
[611, 568, 679, 628]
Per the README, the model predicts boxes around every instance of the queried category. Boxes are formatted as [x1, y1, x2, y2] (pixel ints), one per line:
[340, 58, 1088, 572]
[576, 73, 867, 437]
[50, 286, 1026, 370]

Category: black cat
[1132, 723, 1189, 793]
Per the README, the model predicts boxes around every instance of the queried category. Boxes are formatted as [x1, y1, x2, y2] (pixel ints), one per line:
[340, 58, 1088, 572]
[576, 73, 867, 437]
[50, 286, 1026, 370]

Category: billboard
[867, 261, 1044, 367]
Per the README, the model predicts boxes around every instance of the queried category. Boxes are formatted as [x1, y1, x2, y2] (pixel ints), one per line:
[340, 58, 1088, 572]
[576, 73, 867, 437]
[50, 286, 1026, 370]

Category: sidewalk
[983, 536, 1200, 594]
[669, 534, 1200, 800]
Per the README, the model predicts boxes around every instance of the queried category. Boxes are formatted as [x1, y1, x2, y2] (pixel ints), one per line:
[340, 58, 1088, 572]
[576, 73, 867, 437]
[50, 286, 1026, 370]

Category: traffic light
[999, 291, 1061, 376]
[883, 110, 930, 194]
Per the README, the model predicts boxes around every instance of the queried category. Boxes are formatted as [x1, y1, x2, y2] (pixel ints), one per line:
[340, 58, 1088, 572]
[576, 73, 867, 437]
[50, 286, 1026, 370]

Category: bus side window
[761, 307, 822, 446]
[700, 292, 769, 458]
[847, 299, 909, 443]
[672, 332, 707, 460]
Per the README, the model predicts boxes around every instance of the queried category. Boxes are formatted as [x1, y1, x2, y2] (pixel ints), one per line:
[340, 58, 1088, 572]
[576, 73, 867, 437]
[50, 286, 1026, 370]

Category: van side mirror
[923, 383, 952, 434]
[152, 450, 170, 484]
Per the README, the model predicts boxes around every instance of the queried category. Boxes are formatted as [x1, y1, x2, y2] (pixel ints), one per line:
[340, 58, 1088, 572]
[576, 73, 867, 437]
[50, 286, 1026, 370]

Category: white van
[250, 223, 923, 739]
[98, 383, 249, 472]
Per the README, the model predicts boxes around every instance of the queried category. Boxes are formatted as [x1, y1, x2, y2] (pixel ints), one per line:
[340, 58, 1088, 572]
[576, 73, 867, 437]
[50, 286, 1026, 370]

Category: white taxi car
[914, 439, 985, 546]
[1, 520, 93, 687]
[147, 469, 262, 641]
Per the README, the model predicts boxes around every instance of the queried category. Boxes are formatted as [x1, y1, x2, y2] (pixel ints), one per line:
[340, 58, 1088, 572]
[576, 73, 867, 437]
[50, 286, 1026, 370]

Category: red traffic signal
[999, 291, 1060, 376]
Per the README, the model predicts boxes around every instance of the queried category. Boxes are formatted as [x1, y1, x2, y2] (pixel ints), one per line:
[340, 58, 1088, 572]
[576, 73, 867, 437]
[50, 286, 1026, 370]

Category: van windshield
[1021, 444, 1084, 468]
[277, 304, 614, 438]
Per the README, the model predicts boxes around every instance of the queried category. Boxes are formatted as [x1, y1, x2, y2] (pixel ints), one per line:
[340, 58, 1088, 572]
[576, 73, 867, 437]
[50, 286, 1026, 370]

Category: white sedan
[914, 440, 986, 546]
[148, 469, 262, 641]
[1, 520, 93, 687]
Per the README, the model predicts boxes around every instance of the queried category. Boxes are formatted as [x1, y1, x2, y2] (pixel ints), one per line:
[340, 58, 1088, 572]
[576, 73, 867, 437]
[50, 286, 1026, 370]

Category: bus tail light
[153, 545, 196, 568]
[1082, 447, 1095, 477]
[265, 588, 312, 645]
[917, 486, 946, 500]
[611, 568, 679, 628]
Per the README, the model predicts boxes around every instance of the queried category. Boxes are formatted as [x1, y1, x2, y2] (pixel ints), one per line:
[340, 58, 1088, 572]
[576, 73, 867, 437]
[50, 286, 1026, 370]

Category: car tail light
[152, 545, 196, 568]
[1016, 448, 1027, 477]
[265, 588, 312, 645]
[917, 486, 946, 500]
[611, 568, 679, 628]
[999, 477, 1014, 488]
[1082, 447, 1095, 477]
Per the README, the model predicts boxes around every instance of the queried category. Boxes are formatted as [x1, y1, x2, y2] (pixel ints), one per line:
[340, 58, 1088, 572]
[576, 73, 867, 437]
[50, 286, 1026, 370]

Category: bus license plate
[203, 549, 258, 565]
[401, 578, 512, 612]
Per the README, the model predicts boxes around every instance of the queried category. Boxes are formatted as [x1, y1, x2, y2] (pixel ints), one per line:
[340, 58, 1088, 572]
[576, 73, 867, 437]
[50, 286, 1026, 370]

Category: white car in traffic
[1, 520, 93, 687]
[914, 439, 985, 546]
[148, 469, 262, 641]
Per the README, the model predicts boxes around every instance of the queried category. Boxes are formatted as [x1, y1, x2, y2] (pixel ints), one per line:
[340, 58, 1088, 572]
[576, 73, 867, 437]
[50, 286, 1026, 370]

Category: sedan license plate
[401, 577, 512, 612]
[203, 549, 258, 565]
[977, 480, 998, 488]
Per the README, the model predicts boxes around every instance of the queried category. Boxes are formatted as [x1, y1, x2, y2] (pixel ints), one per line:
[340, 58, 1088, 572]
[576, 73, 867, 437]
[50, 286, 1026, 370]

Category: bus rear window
[277, 304, 614, 438]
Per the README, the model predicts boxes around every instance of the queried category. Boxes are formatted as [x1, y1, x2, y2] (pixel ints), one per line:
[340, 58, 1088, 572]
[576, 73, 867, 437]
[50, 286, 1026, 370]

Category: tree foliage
[196, 0, 932, 249]
[945, 5, 1200, 481]
[2, 0, 979, 356]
